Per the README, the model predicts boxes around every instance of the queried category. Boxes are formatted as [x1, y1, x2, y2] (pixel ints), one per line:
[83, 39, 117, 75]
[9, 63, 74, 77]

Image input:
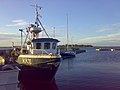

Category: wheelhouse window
[36, 43, 41, 49]
[52, 43, 56, 49]
[44, 43, 50, 49]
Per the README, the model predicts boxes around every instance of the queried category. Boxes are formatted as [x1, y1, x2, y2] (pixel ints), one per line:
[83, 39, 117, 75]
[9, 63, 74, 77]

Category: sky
[1, 0, 120, 46]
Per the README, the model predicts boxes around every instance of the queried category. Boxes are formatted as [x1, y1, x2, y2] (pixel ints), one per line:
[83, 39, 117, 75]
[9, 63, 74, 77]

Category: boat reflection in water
[19, 79, 58, 90]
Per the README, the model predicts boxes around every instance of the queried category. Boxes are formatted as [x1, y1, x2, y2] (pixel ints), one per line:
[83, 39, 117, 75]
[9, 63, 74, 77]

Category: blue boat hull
[60, 52, 75, 59]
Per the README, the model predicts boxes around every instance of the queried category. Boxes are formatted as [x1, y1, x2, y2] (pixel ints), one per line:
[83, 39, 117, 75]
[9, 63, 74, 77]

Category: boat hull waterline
[60, 52, 75, 59]
[17, 55, 61, 82]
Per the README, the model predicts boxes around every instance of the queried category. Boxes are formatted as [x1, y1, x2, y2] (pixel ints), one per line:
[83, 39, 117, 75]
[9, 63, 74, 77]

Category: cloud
[79, 33, 120, 45]
[76, 23, 120, 45]
[0, 32, 19, 40]
[0, 32, 22, 46]
[0, 32, 16, 35]
[96, 23, 120, 32]
[0, 40, 20, 47]
[6, 19, 27, 27]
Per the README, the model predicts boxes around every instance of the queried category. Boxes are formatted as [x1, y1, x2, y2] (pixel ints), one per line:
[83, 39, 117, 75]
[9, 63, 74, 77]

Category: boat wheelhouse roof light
[32, 38, 60, 42]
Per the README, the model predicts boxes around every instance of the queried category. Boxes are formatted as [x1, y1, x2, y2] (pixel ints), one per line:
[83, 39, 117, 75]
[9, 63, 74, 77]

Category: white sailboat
[60, 15, 76, 59]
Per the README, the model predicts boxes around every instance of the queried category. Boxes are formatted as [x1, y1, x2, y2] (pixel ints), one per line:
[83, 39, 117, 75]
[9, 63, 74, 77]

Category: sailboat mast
[66, 14, 69, 51]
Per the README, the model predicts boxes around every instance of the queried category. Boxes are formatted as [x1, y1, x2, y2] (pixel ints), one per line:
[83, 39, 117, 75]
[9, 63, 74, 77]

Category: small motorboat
[0, 56, 20, 85]
[60, 51, 76, 59]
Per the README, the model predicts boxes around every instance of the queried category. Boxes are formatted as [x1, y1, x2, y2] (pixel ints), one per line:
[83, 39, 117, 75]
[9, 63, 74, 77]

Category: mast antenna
[31, 4, 49, 38]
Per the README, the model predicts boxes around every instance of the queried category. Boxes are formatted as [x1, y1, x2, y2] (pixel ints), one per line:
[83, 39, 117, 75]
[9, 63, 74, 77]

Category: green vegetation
[58, 44, 93, 48]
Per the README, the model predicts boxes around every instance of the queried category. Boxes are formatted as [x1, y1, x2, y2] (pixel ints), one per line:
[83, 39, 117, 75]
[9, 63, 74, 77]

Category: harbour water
[56, 48, 120, 90]
[2, 47, 120, 90]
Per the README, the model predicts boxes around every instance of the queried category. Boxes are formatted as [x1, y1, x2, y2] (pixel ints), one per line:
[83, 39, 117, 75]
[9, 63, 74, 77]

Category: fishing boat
[16, 5, 61, 83]
[60, 15, 76, 59]
[0, 56, 19, 86]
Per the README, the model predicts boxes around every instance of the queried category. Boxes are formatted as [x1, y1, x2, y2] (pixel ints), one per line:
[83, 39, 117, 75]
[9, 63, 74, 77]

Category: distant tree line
[58, 44, 93, 49]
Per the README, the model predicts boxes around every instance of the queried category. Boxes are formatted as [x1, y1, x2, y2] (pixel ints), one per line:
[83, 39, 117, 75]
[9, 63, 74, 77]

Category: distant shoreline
[1, 45, 120, 49]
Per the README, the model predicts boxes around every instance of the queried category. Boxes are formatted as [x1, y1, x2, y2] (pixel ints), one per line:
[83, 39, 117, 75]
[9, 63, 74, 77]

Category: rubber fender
[1, 64, 15, 71]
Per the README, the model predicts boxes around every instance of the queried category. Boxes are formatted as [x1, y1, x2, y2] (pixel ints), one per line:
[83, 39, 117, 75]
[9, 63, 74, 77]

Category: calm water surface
[56, 49, 120, 90]
[5, 48, 120, 90]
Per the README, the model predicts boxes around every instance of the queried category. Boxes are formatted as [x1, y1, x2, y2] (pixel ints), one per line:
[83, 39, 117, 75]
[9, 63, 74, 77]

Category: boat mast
[32, 4, 49, 38]
[53, 27, 55, 38]
[66, 14, 69, 51]
[19, 29, 23, 47]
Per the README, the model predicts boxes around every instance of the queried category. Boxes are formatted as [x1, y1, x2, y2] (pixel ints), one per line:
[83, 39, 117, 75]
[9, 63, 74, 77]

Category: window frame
[44, 43, 50, 49]
[36, 43, 41, 49]
[52, 43, 56, 49]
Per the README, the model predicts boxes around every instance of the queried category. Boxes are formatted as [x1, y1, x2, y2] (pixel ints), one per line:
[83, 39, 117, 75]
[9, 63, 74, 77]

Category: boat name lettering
[23, 58, 31, 64]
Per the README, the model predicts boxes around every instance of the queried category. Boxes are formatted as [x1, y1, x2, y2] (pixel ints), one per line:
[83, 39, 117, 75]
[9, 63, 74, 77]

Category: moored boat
[60, 15, 76, 59]
[96, 48, 112, 51]
[16, 5, 61, 83]
[0, 56, 19, 85]
[60, 51, 75, 59]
